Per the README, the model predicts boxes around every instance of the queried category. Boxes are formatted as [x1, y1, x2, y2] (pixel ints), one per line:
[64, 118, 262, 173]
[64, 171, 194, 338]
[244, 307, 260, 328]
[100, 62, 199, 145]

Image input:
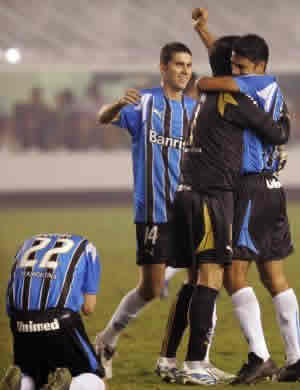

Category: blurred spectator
[13, 87, 54, 151]
[2, 72, 299, 152]
[0, 114, 16, 149]
[54, 88, 78, 149]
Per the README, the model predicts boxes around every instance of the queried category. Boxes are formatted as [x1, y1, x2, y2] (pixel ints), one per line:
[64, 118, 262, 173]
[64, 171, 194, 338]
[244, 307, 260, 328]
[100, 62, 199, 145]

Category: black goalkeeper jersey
[181, 91, 289, 194]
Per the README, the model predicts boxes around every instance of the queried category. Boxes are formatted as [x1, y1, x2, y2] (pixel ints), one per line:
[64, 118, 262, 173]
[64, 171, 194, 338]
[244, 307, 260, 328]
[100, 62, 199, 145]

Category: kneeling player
[1, 233, 106, 390]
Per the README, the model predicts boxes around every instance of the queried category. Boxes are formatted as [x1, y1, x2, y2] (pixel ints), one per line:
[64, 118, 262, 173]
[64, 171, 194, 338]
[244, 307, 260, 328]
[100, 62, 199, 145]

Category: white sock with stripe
[273, 288, 300, 365]
[231, 287, 270, 361]
[100, 288, 147, 348]
[164, 267, 181, 283]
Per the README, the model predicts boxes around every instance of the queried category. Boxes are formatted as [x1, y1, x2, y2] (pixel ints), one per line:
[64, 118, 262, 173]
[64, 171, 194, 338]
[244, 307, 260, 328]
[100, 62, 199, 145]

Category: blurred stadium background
[0, 0, 300, 204]
[1, 3, 300, 388]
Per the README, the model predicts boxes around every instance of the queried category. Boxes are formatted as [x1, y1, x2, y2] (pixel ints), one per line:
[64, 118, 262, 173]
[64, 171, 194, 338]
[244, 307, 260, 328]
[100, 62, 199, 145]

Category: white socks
[165, 267, 181, 283]
[231, 287, 270, 361]
[273, 288, 300, 365]
[100, 288, 147, 348]
[70, 373, 105, 390]
[204, 302, 217, 362]
[20, 376, 35, 390]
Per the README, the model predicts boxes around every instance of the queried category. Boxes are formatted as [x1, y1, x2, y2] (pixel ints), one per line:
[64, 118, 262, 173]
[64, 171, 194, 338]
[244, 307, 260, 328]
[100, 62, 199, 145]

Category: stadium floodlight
[4, 48, 21, 64]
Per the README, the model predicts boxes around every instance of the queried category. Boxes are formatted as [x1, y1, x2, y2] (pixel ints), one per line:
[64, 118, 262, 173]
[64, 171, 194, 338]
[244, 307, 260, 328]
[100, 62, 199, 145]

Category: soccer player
[94, 42, 197, 379]
[156, 32, 290, 385]
[1, 233, 105, 390]
[159, 72, 200, 301]
[191, 9, 299, 384]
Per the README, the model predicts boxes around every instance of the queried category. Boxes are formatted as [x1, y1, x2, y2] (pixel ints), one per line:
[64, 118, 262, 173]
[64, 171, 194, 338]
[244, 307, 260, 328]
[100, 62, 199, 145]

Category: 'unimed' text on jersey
[113, 87, 196, 224]
[7, 233, 101, 314]
[235, 74, 284, 173]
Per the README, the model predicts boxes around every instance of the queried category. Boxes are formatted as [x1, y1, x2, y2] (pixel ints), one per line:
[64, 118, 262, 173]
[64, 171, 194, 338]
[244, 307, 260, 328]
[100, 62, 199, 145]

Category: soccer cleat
[200, 361, 236, 383]
[231, 352, 277, 385]
[176, 362, 217, 385]
[277, 359, 300, 382]
[41, 368, 72, 390]
[155, 357, 180, 383]
[94, 332, 115, 379]
[0, 365, 22, 390]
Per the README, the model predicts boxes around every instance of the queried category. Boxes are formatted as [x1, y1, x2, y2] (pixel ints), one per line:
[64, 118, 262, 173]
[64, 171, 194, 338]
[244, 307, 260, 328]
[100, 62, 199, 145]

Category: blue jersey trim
[75, 329, 99, 371]
[237, 200, 259, 254]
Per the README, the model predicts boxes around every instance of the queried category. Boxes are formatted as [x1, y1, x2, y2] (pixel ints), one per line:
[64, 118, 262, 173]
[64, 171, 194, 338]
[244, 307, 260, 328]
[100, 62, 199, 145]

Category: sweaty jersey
[7, 233, 101, 314]
[234, 74, 284, 173]
[181, 91, 288, 194]
[112, 87, 196, 224]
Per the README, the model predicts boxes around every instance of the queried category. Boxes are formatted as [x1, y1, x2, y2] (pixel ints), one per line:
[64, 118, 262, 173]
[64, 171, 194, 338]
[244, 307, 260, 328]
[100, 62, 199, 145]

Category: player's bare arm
[82, 293, 97, 315]
[197, 76, 239, 92]
[97, 89, 141, 124]
[192, 8, 217, 53]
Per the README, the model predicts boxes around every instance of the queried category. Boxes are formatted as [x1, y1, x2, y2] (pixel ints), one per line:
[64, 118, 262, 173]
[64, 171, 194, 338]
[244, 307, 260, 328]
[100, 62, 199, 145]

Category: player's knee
[137, 285, 160, 301]
[198, 264, 223, 290]
[261, 274, 289, 296]
[224, 271, 247, 295]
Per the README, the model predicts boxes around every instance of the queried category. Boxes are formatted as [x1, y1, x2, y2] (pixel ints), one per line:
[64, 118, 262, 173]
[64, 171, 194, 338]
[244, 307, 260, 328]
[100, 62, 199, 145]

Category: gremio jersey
[7, 233, 101, 314]
[234, 75, 284, 174]
[112, 87, 196, 224]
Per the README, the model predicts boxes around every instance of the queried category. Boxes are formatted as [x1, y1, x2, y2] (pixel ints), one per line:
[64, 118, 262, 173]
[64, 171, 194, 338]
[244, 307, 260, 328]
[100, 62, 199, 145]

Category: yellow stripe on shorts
[195, 202, 215, 253]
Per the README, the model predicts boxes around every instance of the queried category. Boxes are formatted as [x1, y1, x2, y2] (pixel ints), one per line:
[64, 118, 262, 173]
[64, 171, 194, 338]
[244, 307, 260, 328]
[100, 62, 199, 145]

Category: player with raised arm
[94, 42, 197, 379]
[156, 32, 290, 385]
[193, 9, 299, 384]
[1, 233, 105, 390]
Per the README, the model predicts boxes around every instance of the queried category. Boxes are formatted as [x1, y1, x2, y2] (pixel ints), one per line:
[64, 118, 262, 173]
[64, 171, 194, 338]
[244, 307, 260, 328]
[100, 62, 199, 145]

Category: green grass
[1, 204, 300, 389]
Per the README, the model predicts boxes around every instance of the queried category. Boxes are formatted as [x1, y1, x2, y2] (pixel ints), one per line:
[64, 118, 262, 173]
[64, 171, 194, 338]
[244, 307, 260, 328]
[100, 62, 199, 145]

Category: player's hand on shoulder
[118, 89, 141, 107]
[192, 7, 208, 28]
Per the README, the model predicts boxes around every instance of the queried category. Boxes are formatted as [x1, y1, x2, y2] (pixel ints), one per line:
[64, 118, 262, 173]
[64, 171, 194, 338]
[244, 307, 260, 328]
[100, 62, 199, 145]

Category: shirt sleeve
[234, 76, 255, 96]
[112, 104, 142, 138]
[223, 93, 289, 145]
[82, 242, 101, 295]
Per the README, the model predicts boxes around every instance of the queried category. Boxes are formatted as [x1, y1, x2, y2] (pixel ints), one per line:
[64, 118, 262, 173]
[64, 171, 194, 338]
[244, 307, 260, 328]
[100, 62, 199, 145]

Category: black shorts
[168, 189, 233, 268]
[10, 309, 105, 388]
[233, 173, 293, 262]
[136, 223, 175, 265]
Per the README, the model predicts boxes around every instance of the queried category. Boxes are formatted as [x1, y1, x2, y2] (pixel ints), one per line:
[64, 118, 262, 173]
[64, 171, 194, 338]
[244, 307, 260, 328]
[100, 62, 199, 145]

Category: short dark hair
[209, 35, 240, 76]
[233, 34, 269, 65]
[160, 42, 192, 65]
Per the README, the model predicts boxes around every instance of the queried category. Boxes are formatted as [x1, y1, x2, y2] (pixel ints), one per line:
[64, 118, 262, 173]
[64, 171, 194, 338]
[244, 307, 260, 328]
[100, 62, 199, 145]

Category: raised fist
[192, 7, 208, 25]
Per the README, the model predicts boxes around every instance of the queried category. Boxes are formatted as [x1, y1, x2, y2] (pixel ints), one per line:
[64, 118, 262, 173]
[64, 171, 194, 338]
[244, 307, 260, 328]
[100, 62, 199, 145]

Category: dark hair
[233, 34, 269, 65]
[160, 42, 192, 65]
[209, 35, 239, 76]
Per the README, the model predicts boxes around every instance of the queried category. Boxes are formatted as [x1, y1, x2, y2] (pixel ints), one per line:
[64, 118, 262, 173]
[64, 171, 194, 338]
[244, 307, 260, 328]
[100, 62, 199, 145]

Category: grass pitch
[1, 204, 300, 389]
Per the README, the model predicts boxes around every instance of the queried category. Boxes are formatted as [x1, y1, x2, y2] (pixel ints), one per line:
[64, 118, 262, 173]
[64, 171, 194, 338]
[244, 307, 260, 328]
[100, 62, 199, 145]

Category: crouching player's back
[3, 233, 106, 390]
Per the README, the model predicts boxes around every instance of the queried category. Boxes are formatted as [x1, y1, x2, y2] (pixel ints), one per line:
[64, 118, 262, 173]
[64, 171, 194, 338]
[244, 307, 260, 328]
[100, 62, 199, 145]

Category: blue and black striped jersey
[112, 87, 197, 224]
[6, 233, 101, 314]
[234, 75, 284, 174]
